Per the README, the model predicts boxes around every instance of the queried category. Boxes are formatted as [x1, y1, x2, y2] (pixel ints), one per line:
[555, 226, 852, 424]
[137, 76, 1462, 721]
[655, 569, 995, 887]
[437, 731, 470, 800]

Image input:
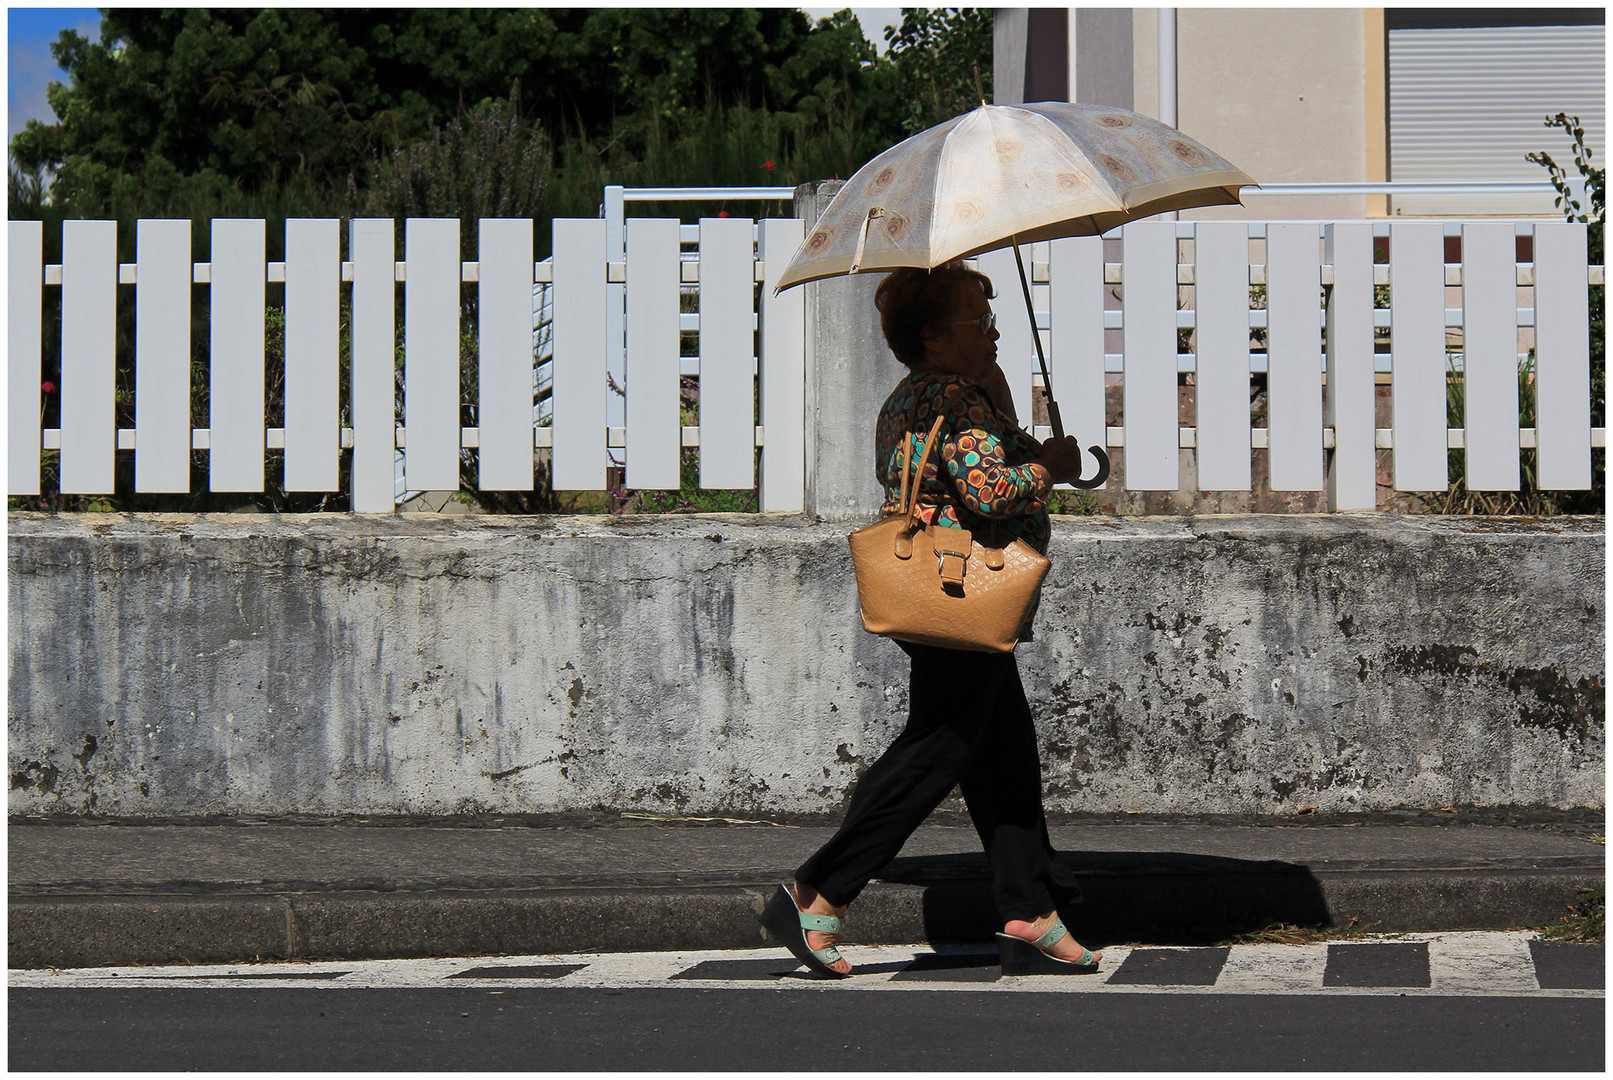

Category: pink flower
[41, 381, 55, 393]
[761, 160, 775, 172]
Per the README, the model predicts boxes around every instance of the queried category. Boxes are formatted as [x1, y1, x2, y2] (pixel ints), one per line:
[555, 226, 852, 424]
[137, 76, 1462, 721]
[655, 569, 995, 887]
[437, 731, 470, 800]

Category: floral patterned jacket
[874, 370, 1052, 555]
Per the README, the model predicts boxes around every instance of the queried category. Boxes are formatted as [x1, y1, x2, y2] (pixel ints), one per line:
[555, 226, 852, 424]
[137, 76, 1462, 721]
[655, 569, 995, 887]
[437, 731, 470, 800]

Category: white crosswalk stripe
[1213, 941, 1330, 994]
[9, 931, 1601, 997]
[1425, 930, 1543, 995]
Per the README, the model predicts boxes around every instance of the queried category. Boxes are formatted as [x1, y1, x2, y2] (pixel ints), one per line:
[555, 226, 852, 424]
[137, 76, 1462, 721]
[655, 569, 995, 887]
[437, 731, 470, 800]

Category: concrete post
[794, 180, 907, 522]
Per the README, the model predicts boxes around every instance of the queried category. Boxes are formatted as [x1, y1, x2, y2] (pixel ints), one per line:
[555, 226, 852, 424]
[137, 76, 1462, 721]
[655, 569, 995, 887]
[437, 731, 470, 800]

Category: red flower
[40, 381, 55, 393]
[761, 160, 775, 172]
[717, 210, 730, 218]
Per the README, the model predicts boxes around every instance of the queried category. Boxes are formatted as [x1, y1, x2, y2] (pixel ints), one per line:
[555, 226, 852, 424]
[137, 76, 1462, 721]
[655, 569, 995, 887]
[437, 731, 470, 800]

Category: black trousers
[795, 641, 1077, 923]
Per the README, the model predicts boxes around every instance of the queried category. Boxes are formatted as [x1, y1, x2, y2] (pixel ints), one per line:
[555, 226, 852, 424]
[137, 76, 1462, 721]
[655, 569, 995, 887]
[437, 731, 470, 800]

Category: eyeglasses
[949, 312, 996, 334]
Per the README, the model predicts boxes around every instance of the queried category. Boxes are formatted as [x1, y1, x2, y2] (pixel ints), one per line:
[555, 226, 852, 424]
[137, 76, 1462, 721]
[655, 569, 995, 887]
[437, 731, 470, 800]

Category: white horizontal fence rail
[6, 213, 1601, 514]
[9, 215, 807, 513]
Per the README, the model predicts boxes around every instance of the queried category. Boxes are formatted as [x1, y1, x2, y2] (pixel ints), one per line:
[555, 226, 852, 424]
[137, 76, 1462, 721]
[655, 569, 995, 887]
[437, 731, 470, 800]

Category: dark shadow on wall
[873, 849, 1331, 945]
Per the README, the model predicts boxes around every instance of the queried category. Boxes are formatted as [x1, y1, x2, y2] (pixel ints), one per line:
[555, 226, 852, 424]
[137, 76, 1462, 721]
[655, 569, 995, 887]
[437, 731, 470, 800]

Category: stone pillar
[794, 180, 906, 522]
[993, 9, 1029, 105]
[993, 8, 1070, 104]
[1071, 9, 1136, 109]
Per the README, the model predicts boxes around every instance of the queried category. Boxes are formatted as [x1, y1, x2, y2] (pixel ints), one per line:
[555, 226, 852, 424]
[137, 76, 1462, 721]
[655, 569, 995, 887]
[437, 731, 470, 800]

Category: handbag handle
[897, 384, 1016, 555]
[901, 409, 952, 528]
[898, 384, 965, 524]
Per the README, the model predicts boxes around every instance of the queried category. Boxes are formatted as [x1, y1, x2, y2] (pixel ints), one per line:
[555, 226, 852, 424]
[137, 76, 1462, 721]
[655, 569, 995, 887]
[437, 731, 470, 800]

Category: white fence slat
[404, 218, 461, 491]
[759, 217, 807, 512]
[551, 218, 608, 491]
[696, 217, 755, 490]
[625, 218, 682, 491]
[1390, 223, 1449, 491]
[209, 219, 266, 492]
[283, 218, 341, 491]
[350, 218, 396, 512]
[1048, 235, 1106, 484]
[477, 218, 534, 491]
[1265, 223, 1324, 490]
[134, 219, 192, 492]
[1120, 222, 1179, 490]
[1324, 223, 1378, 510]
[1193, 222, 1253, 491]
[977, 246, 1036, 424]
[1462, 223, 1520, 490]
[9, 221, 43, 495]
[1531, 222, 1592, 489]
[59, 219, 118, 494]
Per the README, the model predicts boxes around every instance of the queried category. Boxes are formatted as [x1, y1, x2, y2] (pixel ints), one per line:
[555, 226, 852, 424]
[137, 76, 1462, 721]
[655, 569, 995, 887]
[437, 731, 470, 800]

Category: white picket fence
[8, 215, 1604, 514]
[994, 219, 1603, 507]
[8, 216, 808, 513]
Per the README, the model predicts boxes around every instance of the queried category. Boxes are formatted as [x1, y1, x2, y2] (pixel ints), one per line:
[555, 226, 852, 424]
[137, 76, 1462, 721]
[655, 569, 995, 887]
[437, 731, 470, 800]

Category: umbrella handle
[1045, 400, 1112, 489]
[1012, 241, 1111, 490]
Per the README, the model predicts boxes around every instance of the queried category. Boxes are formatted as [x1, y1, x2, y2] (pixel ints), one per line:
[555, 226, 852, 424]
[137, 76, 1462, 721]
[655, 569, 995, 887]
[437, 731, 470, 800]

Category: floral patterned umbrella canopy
[774, 102, 1254, 291]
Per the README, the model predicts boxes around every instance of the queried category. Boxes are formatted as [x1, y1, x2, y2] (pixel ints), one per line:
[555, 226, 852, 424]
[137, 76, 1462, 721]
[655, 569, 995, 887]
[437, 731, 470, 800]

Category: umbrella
[775, 101, 1255, 488]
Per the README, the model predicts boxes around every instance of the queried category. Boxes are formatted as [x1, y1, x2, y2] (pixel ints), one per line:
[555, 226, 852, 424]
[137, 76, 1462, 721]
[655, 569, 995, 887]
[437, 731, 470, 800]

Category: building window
[1387, 8, 1604, 216]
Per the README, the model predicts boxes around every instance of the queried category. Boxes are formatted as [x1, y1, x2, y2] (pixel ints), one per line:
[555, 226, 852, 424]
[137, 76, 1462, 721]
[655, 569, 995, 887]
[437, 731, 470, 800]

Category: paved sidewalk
[8, 811, 1604, 968]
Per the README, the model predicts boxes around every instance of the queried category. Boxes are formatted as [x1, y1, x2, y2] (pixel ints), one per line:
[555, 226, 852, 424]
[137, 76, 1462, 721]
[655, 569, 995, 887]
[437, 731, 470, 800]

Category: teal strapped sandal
[760, 882, 851, 979]
[996, 919, 1101, 975]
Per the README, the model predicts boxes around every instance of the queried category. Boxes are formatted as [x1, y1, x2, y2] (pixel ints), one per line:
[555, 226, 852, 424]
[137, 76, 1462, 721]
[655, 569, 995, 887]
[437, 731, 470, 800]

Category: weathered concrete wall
[8, 512, 1603, 817]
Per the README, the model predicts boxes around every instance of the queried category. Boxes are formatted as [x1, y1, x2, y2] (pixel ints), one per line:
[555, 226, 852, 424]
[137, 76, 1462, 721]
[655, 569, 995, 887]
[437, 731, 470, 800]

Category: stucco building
[995, 7, 1605, 220]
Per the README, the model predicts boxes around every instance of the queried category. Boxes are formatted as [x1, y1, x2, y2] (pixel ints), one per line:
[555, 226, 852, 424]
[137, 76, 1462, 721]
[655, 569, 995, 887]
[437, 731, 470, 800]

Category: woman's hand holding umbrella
[1028, 435, 1087, 488]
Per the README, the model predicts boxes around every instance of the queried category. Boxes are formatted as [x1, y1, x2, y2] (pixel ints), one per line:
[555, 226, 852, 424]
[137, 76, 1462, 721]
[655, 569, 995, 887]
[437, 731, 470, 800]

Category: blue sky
[8, 6, 100, 144]
[6, 7, 898, 150]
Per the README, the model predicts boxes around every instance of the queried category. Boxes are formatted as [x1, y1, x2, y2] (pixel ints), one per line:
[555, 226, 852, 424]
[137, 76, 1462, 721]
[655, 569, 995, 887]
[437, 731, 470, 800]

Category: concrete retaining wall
[8, 512, 1604, 817]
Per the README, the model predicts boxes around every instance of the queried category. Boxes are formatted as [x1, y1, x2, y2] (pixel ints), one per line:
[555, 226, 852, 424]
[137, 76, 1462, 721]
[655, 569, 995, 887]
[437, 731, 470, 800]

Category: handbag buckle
[936, 550, 968, 585]
[934, 529, 972, 586]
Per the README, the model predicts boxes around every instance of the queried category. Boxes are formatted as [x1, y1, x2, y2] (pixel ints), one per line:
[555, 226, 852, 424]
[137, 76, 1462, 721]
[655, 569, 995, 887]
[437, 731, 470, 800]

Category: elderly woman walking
[761, 263, 1100, 978]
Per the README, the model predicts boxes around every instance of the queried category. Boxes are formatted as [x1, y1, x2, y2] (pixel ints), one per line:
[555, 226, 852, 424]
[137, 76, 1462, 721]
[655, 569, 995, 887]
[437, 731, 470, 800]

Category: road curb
[9, 866, 1601, 969]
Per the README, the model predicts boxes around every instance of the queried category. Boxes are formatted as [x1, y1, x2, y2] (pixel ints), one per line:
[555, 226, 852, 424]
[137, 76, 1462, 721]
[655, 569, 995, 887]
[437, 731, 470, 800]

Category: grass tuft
[1537, 887, 1605, 944]
[1223, 916, 1382, 946]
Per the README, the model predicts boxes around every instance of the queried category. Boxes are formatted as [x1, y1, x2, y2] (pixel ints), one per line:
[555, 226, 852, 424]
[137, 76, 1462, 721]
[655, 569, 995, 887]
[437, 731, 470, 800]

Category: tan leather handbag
[848, 404, 1051, 653]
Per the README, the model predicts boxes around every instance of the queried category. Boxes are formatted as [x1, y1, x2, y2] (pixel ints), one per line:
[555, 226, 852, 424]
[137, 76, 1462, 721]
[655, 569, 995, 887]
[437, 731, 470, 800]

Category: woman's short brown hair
[874, 263, 996, 367]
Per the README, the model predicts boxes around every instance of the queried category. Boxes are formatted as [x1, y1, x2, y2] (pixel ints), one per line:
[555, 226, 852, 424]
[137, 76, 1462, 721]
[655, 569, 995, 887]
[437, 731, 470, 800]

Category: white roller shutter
[1389, 25, 1605, 216]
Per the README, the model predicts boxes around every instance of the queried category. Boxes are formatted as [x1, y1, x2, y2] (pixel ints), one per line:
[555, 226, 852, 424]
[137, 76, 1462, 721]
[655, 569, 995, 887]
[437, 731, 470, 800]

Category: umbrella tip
[973, 61, 986, 107]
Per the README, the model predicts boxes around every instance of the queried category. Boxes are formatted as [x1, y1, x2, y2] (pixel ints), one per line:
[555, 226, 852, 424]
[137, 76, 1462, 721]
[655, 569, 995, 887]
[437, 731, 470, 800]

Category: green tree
[868, 8, 994, 137]
[10, 8, 885, 218]
[11, 10, 410, 216]
[355, 82, 552, 257]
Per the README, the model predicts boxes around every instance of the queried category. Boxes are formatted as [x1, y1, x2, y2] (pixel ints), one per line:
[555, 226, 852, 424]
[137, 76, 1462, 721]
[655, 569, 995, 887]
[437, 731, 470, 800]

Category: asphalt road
[9, 987, 1603, 1071]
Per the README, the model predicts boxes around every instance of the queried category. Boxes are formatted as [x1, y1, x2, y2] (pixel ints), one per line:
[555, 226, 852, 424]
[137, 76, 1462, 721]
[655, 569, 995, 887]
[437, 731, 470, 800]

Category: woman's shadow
[873, 848, 1333, 947]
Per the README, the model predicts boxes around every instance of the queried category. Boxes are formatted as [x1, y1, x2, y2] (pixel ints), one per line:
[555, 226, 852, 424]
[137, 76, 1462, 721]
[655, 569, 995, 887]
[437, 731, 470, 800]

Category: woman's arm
[940, 426, 1051, 519]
